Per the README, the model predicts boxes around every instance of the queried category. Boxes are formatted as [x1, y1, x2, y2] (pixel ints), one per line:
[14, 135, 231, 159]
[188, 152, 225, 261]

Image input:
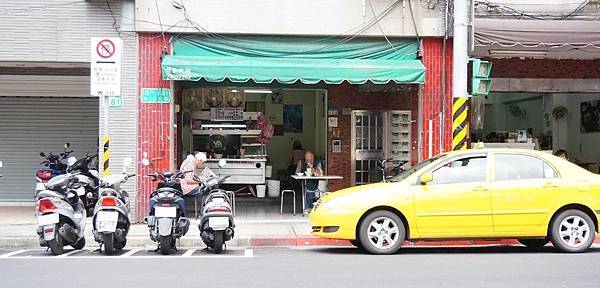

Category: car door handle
[543, 183, 559, 189]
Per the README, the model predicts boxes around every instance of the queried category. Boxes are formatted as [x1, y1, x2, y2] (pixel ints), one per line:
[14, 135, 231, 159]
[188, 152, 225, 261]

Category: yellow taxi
[310, 148, 600, 254]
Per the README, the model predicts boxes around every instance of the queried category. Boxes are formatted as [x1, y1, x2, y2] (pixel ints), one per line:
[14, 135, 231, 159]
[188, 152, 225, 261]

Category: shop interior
[176, 82, 327, 219]
[473, 92, 600, 173]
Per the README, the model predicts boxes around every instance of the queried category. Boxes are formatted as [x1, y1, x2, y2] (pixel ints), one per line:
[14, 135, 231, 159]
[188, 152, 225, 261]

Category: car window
[495, 154, 557, 181]
[429, 156, 487, 185]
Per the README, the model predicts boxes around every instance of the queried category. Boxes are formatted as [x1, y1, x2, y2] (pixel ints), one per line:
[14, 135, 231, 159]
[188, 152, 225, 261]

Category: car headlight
[319, 196, 357, 213]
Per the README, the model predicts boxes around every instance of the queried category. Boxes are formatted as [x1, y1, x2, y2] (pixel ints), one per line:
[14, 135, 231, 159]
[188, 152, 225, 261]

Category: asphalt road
[1, 245, 600, 288]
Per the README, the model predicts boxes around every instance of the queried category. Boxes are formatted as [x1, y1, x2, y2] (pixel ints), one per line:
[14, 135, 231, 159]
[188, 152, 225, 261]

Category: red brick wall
[136, 34, 172, 221]
[421, 38, 453, 157]
[485, 58, 600, 79]
[326, 83, 419, 191]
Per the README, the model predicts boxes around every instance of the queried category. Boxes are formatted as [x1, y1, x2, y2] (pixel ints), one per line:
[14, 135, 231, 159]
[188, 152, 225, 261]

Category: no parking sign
[91, 37, 122, 97]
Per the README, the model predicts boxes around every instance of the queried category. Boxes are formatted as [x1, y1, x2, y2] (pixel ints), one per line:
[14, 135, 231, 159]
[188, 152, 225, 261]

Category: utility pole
[452, 0, 469, 151]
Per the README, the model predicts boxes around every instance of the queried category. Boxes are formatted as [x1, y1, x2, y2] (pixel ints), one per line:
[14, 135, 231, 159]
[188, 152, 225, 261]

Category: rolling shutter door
[0, 97, 99, 202]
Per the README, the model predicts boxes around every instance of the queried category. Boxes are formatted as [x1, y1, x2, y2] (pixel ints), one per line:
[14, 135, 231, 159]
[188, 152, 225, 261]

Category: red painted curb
[247, 235, 600, 247]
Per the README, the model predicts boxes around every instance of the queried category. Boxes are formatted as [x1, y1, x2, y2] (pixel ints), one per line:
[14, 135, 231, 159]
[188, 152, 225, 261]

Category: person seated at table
[288, 140, 305, 174]
[295, 150, 323, 212]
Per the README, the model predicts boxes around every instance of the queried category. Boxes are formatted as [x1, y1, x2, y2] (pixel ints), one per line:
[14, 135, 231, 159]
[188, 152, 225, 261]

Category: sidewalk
[1, 206, 599, 249]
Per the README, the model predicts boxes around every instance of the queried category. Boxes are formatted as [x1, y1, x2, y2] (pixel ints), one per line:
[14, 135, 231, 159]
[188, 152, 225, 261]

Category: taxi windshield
[388, 155, 443, 182]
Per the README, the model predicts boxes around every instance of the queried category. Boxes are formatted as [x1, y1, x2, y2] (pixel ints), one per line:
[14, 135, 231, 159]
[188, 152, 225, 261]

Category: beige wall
[135, 0, 444, 36]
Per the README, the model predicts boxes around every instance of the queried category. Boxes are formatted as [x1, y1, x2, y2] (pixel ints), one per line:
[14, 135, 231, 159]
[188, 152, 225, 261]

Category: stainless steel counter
[204, 158, 266, 184]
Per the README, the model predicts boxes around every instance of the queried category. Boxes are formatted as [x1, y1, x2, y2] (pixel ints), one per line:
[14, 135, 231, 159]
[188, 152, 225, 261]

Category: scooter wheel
[214, 231, 224, 254]
[72, 237, 86, 250]
[103, 234, 114, 255]
[159, 235, 172, 255]
[48, 224, 64, 255]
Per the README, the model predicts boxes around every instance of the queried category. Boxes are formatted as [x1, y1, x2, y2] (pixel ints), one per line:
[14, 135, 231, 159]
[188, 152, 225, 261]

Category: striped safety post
[452, 97, 469, 151]
[102, 136, 110, 177]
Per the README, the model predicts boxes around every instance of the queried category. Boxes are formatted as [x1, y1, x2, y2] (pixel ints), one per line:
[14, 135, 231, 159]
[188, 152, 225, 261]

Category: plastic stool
[280, 189, 296, 215]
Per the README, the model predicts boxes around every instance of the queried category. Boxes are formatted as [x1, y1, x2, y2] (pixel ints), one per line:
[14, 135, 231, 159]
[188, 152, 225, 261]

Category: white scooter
[35, 157, 87, 255]
[92, 157, 134, 255]
[198, 159, 235, 254]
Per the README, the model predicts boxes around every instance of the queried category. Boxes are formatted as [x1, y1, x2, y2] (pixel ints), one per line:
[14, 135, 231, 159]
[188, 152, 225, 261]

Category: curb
[1, 235, 599, 249]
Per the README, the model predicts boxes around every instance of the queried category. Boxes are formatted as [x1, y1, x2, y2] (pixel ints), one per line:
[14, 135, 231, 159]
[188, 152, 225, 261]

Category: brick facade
[486, 58, 600, 79]
[136, 34, 173, 221]
[326, 83, 419, 191]
[421, 38, 454, 157]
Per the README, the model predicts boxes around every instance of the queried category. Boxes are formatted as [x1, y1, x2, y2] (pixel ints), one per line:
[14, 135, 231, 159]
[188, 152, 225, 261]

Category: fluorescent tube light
[244, 89, 272, 94]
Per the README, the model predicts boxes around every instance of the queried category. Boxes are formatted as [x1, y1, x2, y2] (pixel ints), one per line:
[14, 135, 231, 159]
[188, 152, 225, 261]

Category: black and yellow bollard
[102, 136, 110, 177]
[452, 97, 469, 151]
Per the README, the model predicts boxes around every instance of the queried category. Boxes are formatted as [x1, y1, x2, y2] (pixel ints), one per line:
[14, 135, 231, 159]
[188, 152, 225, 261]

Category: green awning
[162, 36, 425, 85]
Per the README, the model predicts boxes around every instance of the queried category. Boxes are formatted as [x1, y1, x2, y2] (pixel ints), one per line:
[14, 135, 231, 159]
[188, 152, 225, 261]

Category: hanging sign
[91, 37, 122, 97]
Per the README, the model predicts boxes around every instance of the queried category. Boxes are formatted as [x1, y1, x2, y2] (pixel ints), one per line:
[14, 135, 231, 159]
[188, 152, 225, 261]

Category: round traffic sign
[96, 39, 116, 59]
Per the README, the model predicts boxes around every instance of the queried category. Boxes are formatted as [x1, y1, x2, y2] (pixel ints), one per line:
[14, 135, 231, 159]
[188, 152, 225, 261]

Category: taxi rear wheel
[549, 209, 595, 253]
[359, 210, 405, 255]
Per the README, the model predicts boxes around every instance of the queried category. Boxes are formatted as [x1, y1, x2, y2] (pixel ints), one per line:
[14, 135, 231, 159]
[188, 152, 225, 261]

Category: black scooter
[144, 169, 191, 255]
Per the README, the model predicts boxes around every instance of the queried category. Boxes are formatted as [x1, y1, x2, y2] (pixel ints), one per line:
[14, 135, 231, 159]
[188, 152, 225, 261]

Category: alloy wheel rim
[367, 216, 399, 250]
[559, 215, 590, 248]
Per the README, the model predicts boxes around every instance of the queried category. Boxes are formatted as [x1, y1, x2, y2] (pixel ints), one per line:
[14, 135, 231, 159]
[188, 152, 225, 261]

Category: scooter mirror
[64, 142, 71, 149]
[123, 157, 133, 168]
[67, 156, 77, 166]
[142, 158, 150, 167]
[40, 152, 46, 157]
[218, 159, 227, 168]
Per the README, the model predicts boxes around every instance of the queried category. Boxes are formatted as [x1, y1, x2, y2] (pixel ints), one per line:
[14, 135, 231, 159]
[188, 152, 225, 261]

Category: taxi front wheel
[359, 210, 405, 255]
[549, 209, 596, 253]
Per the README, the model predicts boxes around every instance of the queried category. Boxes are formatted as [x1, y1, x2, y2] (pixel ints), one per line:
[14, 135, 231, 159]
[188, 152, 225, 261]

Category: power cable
[154, 0, 167, 45]
[367, 0, 397, 51]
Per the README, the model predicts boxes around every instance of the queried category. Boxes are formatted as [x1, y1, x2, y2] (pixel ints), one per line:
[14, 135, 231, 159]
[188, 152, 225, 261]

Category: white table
[291, 175, 343, 214]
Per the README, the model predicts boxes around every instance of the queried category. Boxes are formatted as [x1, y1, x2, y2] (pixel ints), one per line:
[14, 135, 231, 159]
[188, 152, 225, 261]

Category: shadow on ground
[310, 245, 600, 255]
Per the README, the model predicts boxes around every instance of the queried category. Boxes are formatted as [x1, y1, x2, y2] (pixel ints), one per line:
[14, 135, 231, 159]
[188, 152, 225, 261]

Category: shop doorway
[351, 110, 412, 185]
[176, 83, 327, 219]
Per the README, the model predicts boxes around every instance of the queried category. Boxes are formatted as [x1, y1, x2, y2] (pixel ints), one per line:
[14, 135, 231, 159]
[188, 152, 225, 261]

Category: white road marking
[56, 249, 83, 258]
[236, 219, 308, 224]
[0, 249, 28, 258]
[121, 249, 142, 257]
[0, 248, 254, 259]
[182, 249, 196, 257]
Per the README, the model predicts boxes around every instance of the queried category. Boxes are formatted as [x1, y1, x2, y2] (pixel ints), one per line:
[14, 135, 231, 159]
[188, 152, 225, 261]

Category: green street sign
[141, 88, 171, 103]
[108, 96, 123, 108]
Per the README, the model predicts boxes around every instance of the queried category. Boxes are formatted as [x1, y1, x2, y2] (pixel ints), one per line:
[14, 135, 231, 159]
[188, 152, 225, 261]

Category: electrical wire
[154, 0, 167, 45]
[367, 0, 397, 51]
[475, 0, 591, 20]
[176, 0, 405, 57]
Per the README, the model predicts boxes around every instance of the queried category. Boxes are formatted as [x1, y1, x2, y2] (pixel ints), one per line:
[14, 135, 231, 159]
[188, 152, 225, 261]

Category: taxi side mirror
[420, 172, 433, 185]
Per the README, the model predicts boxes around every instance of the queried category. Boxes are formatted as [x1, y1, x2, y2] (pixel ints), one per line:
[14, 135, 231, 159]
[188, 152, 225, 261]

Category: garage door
[0, 97, 99, 202]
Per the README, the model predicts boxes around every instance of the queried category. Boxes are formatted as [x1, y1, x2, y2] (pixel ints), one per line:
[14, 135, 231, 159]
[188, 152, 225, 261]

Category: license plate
[75, 186, 85, 196]
[43, 225, 55, 241]
[155, 207, 176, 218]
[36, 183, 45, 191]
[38, 213, 59, 226]
[208, 217, 229, 230]
[96, 211, 119, 232]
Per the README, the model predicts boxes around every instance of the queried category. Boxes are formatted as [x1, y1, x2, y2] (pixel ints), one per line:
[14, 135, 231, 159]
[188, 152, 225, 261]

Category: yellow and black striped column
[452, 97, 469, 151]
[102, 136, 110, 177]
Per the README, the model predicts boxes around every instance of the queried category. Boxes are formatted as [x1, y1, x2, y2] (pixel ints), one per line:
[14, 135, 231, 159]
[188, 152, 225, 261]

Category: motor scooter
[66, 153, 100, 216]
[92, 157, 134, 255]
[35, 170, 87, 255]
[144, 161, 191, 255]
[35, 143, 73, 193]
[196, 159, 235, 254]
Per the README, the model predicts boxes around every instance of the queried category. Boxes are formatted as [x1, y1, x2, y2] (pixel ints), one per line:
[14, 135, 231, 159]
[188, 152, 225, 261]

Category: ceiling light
[244, 89, 272, 94]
